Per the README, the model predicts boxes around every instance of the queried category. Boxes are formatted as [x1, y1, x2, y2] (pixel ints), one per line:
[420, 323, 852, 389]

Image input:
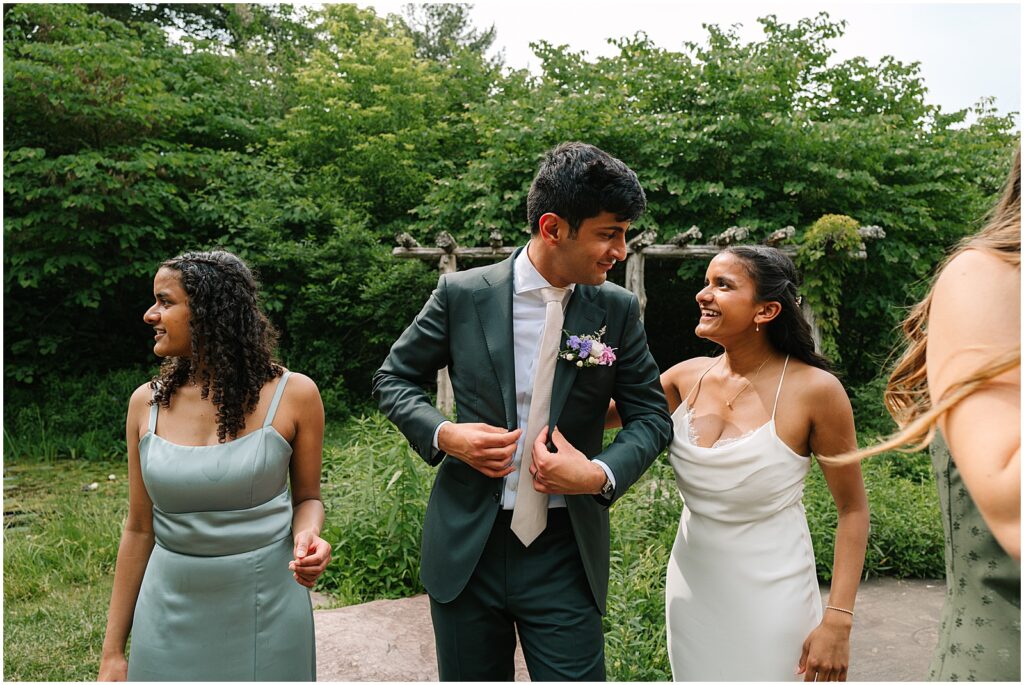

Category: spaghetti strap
[263, 372, 291, 427]
[148, 398, 159, 434]
[771, 355, 790, 420]
[684, 357, 724, 405]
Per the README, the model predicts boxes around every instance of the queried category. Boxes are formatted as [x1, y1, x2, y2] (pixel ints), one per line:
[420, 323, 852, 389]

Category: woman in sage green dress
[98, 251, 332, 681]
[832, 148, 1020, 681]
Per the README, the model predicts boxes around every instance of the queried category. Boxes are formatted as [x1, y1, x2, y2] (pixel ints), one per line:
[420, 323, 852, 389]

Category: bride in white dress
[612, 246, 869, 681]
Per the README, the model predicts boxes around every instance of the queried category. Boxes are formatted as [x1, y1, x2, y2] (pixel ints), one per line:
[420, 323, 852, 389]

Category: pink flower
[558, 326, 616, 368]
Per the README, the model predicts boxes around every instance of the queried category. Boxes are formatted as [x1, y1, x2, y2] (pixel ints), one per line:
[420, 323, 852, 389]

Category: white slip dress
[665, 356, 822, 681]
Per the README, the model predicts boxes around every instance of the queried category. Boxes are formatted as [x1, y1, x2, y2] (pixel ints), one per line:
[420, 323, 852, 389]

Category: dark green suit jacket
[372, 249, 671, 612]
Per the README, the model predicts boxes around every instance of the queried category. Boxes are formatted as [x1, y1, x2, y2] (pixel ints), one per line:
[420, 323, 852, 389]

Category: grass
[3, 460, 128, 681]
[3, 409, 943, 681]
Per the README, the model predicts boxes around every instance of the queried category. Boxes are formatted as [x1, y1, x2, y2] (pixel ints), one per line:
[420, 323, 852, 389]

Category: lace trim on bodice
[681, 404, 760, 449]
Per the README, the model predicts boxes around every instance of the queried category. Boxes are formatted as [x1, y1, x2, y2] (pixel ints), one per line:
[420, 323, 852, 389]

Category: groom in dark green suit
[373, 142, 671, 681]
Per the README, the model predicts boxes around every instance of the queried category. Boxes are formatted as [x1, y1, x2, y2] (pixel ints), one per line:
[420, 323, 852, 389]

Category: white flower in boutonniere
[558, 326, 617, 368]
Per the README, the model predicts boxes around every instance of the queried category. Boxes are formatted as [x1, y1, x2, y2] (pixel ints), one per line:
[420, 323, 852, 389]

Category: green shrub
[849, 375, 935, 484]
[804, 456, 943, 580]
[3, 367, 153, 461]
[850, 373, 898, 438]
[317, 413, 434, 604]
[605, 457, 679, 680]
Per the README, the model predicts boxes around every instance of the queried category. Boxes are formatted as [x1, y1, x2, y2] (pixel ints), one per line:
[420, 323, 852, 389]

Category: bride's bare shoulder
[662, 356, 719, 390]
[786, 360, 849, 407]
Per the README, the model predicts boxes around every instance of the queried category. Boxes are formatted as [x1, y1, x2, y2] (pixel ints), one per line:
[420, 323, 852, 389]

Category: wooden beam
[392, 246, 515, 259]
[639, 245, 798, 259]
[391, 244, 800, 260]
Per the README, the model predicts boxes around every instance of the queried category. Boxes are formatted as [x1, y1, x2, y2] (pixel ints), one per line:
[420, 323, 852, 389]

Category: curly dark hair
[150, 250, 283, 442]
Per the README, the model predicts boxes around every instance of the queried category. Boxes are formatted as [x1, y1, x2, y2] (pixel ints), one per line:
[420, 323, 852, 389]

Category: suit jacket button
[492, 492, 500, 502]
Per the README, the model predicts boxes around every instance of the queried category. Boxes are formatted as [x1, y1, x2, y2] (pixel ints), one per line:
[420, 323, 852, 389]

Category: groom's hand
[438, 422, 521, 478]
[530, 426, 606, 495]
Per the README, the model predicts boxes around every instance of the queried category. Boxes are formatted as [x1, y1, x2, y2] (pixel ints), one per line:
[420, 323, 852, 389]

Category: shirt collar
[513, 244, 576, 297]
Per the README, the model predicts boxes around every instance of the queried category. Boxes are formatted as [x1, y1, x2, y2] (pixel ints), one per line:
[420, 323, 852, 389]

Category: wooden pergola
[392, 224, 885, 414]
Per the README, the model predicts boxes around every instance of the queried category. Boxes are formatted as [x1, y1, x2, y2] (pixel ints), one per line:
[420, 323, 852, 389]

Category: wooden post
[624, 230, 656, 320]
[624, 253, 646, 320]
[801, 299, 823, 354]
[436, 232, 457, 416]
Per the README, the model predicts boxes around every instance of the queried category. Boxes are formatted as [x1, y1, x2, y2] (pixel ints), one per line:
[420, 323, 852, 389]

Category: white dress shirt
[433, 246, 616, 509]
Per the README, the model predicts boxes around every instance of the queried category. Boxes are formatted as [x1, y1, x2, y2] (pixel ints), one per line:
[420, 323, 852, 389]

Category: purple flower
[558, 326, 616, 369]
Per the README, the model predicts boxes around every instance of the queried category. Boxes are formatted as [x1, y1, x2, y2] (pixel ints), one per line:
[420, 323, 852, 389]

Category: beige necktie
[511, 286, 567, 546]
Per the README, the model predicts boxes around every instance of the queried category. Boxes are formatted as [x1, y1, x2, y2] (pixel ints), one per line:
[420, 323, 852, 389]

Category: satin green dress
[127, 373, 316, 681]
[929, 433, 1020, 681]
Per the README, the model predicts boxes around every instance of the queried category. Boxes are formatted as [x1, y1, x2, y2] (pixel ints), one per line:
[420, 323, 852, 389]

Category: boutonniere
[558, 326, 617, 368]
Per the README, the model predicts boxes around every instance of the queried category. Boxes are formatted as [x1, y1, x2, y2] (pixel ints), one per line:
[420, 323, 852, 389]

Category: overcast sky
[363, 0, 1021, 122]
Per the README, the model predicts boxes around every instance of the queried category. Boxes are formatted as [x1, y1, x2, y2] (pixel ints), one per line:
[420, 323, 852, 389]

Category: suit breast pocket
[566, 367, 616, 415]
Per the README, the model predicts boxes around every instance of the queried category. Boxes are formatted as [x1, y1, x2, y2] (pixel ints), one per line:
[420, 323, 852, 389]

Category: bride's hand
[797, 612, 852, 681]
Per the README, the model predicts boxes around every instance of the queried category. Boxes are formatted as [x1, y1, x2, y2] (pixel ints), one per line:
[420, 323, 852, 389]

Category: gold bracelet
[825, 605, 854, 617]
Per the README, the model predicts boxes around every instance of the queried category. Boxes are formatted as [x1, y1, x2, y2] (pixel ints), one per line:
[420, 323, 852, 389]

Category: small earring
[755, 323, 760, 332]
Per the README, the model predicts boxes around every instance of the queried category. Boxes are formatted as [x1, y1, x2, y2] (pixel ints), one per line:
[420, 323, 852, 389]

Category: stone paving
[313, 577, 945, 681]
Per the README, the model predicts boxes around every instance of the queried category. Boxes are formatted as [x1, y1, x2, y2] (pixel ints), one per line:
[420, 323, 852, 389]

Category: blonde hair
[825, 147, 1021, 463]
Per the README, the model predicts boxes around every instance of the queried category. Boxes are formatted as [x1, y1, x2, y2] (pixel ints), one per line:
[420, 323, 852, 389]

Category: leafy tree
[4, 5, 1015, 407]
[402, 3, 498, 63]
[3, 4, 293, 381]
[85, 3, 313, 52]
[411, 14, 1017, 381]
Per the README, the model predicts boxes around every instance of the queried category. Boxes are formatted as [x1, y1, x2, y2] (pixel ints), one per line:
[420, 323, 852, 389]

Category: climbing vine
[796, 214, 863, 362]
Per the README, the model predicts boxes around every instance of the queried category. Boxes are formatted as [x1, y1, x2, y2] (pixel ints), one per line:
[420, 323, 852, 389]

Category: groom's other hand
[530, 426, 607, 495]
[438, 422, 521, 478]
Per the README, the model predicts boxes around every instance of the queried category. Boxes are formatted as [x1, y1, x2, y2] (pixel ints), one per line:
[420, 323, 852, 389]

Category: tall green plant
[796, 213, 863, 361]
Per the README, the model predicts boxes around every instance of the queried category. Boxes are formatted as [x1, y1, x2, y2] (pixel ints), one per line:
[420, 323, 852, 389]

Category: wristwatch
[599, 474, 615, 499]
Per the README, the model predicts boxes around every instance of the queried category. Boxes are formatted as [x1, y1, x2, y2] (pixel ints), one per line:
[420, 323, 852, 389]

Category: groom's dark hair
[527, 142, 646, 237]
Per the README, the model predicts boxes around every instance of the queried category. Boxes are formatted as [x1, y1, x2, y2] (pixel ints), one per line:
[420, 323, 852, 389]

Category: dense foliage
[4, 3, 1017, 408]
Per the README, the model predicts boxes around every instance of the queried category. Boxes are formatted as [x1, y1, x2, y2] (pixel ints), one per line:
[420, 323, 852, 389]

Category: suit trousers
[429, 508, 606, 681]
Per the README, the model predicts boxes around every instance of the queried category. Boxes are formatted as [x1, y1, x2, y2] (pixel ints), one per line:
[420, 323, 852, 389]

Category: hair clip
[795, 295, 803, 306]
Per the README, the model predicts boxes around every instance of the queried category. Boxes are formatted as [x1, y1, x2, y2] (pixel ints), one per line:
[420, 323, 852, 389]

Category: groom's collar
[513, 243, 577, 297]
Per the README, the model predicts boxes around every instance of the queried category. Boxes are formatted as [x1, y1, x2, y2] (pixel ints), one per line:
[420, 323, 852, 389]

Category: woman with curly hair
[98, 250, 331, 681]
[827, 148, 1020, 681]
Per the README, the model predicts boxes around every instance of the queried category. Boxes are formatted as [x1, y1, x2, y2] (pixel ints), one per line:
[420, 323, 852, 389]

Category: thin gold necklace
[724, 355, 771, 410]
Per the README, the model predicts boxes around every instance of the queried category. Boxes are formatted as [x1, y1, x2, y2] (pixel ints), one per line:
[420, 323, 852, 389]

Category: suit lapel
[549, 284, 605, 427]
[473, 254, 517, 429]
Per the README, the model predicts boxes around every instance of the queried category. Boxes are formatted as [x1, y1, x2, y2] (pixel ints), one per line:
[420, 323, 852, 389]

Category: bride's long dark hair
[724, 245, 832, 371]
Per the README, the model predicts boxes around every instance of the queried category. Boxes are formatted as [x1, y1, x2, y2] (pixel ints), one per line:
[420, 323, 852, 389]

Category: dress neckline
[673, 402, 770, 450]
[672, 402, 808, 459]
[142, 424, 288, 449]
[144, 372, 292, 449]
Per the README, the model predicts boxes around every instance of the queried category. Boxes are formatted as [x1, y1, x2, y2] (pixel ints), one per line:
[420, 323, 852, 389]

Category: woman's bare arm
[927, 249, 1020, 559]
[285, 374, 332, 587]
[799, 373, 869, 682]
[99, 385, 157, 681]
